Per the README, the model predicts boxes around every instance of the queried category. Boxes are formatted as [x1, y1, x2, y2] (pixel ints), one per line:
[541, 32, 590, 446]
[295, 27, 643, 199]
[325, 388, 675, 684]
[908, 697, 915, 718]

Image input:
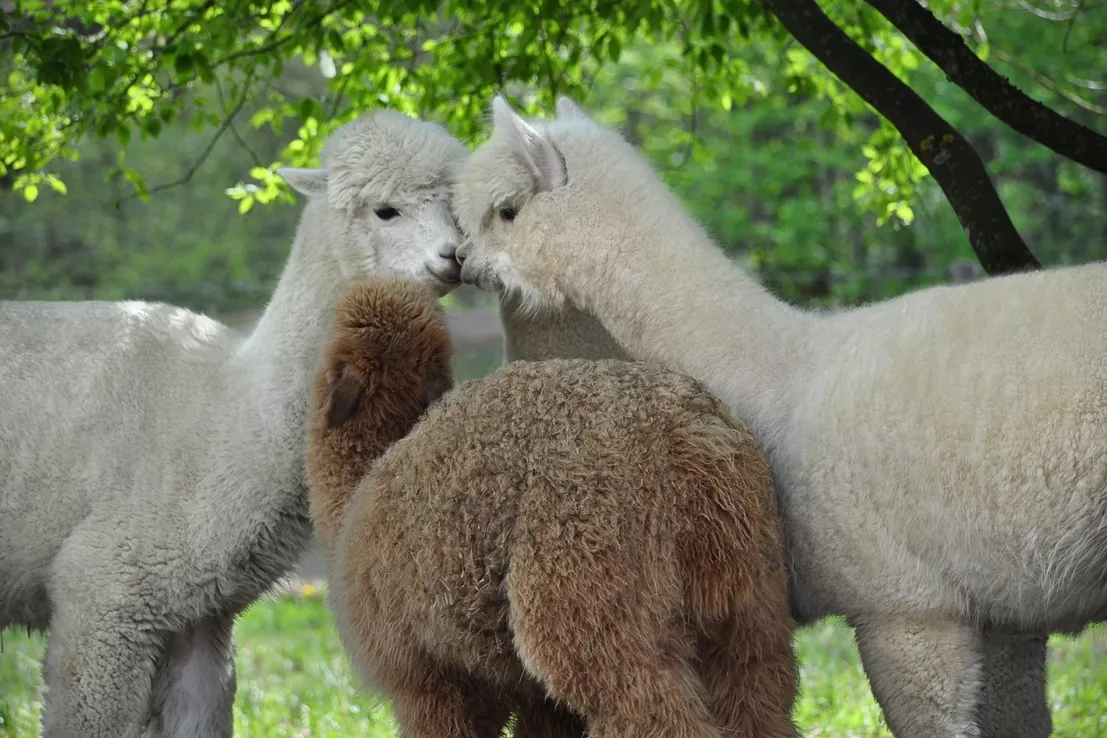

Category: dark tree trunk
[863, 0, 1107, 177]
[750, 0, 1042, 276]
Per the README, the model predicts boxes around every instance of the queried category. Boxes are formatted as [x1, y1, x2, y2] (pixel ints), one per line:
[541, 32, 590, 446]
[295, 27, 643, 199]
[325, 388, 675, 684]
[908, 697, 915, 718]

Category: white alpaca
[0, 109, 467, 738]
[451, 96, 1107, 738]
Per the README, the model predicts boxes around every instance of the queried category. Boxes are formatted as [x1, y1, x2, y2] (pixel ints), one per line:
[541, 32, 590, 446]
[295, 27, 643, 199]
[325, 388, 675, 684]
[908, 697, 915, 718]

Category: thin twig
[752, 0, 1041, 274]
[866, 0, 1107, 172]
[326, 71, 351, 119]
[215, 75, 266, 169]
[989, 46, 1107, 116]
[128, 70, 257, 200]
[1013, 0, 1079, 20]
[213, 0, 358, 67]
[539, 23, 560, 101]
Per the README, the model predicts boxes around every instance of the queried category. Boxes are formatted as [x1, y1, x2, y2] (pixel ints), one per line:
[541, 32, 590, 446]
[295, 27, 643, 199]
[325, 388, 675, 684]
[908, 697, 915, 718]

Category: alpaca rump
[308, 350, 798, 738]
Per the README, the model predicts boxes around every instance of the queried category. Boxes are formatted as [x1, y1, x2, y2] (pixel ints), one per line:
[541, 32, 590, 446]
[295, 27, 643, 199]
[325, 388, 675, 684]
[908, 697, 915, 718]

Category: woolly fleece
[308, 293, 798, 738]
[0, 109, 467, 738]
[451, 95, 1107, 738]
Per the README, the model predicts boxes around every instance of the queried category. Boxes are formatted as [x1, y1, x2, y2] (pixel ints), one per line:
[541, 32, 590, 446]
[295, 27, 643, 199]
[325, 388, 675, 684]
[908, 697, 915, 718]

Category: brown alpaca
[305, 276, 454, 558]
[307, 281, 798, 738]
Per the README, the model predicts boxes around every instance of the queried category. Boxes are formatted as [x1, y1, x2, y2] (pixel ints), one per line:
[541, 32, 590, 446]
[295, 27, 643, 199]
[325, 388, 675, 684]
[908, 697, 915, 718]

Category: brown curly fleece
[307, 280, 797, 738]
[305, 276, 454, 556]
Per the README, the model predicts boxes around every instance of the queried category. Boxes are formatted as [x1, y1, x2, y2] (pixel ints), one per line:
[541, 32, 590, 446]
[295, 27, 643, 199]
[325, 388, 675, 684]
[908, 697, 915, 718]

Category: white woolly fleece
[0, 109, 467, 738]
[452, 95, 1104, 738]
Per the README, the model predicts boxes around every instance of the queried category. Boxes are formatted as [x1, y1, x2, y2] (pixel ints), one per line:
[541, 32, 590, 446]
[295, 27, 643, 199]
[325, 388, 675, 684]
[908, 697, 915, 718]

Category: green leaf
[45, 175, 68, 195]
[297, 97, 322, 123]
[608, 34, 622, 62]
[173, 52, 195, 76]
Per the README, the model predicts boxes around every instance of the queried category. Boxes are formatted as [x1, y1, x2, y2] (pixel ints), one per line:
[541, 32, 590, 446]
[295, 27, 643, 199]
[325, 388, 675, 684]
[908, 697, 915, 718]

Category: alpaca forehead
[331, 154, 460, 201]
[459, 116, 618, 205]
[330, 169, 458, 213]
[454, 154, 534, 231]
[322, 109, 463, 164]
[320, 111, 467, 209]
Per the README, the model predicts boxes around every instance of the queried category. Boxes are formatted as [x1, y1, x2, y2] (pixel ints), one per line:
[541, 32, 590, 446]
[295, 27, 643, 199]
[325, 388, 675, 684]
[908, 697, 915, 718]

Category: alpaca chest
[218, 499, 314, 615]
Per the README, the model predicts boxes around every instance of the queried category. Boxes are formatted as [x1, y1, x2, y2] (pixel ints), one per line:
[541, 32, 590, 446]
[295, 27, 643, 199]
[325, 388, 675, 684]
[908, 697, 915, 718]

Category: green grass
[2, 592, 1104, 736]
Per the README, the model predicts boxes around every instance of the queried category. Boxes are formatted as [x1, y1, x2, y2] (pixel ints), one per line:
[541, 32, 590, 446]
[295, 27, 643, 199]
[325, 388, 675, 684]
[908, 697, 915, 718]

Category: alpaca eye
[499, 206, 517, 222]
[375, 206, 400, 221]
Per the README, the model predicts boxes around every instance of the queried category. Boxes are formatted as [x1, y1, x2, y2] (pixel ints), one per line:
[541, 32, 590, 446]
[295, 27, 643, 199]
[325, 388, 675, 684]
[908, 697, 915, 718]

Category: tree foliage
[1, 0, 1105, 277]
[2, 0, 742, 204]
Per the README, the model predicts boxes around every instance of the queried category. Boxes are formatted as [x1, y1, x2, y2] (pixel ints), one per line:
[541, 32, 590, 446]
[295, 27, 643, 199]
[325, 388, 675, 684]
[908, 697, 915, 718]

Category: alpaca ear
[555, 96, 588, 120]
[278, 167, 329, 198]
[324, 367, 367, 428]
[491, 96, 568, 192]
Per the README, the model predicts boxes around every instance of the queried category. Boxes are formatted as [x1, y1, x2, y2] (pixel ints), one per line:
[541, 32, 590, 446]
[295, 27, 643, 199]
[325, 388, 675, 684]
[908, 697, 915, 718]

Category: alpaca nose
[439, 241, 459, 262]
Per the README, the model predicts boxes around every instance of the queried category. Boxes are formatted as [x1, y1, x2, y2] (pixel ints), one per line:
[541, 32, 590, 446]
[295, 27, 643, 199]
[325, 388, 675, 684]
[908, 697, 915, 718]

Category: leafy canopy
[1, 0, 1103, 225]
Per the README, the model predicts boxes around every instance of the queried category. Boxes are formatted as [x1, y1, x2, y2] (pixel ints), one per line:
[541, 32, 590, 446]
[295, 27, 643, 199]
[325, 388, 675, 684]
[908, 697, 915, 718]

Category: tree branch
[753, 0, 1042, 275]
[863, 0, 1107, 176]
[212, 0, 358, 68]
[129, 71, 256, 200]
[987, 45, 1107, 117]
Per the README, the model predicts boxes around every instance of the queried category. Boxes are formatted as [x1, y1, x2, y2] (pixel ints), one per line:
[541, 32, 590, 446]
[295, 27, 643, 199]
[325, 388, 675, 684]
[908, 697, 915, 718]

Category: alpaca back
[667, 408, 786, 623]
[784, 261, 1107, 628]
[0, 299, 235, 628]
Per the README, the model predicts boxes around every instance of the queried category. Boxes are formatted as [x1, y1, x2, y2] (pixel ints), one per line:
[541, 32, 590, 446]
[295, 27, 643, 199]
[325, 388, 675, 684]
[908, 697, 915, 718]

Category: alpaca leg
[517, 623, 718, 738]
[513, 696, 587, 738]
[145, 614, 238, 738]
[976, 630, 1051, 738]
[697, 606, 799, 738]
[387, 655, 509, 738]
[41, 598, 162, 738]
[852, 616, 984, 738]
[508, 567, 720, 738]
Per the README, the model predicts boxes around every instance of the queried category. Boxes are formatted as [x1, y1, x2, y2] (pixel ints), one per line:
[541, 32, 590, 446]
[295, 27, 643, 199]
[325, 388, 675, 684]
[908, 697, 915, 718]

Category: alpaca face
[280, 111, 469, 297]
[452, 97, 577, 313]
[453, 97, 645, 316]
[352, 188, 462, 297]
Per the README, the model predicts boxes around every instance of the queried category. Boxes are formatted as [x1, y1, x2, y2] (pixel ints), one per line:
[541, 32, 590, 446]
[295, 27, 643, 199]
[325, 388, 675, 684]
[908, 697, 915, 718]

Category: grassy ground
[2, 588, 1104, 737]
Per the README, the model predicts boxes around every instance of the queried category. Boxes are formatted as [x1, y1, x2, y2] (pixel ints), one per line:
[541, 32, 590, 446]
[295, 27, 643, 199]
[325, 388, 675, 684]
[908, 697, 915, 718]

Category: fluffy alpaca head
[452, 95, 664, 313]
[280, 110, 469, 296]
[313, 276, 454, 450]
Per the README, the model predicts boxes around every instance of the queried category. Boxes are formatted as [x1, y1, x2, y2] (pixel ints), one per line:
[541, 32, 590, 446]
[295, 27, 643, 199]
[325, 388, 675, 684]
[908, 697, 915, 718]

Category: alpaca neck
[499, 297, 629, 362]
[234, 236, 343, 415]
[568, 211, 815, 459]
[212, 212, 346, 521]
[307, 430, 393, 556]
